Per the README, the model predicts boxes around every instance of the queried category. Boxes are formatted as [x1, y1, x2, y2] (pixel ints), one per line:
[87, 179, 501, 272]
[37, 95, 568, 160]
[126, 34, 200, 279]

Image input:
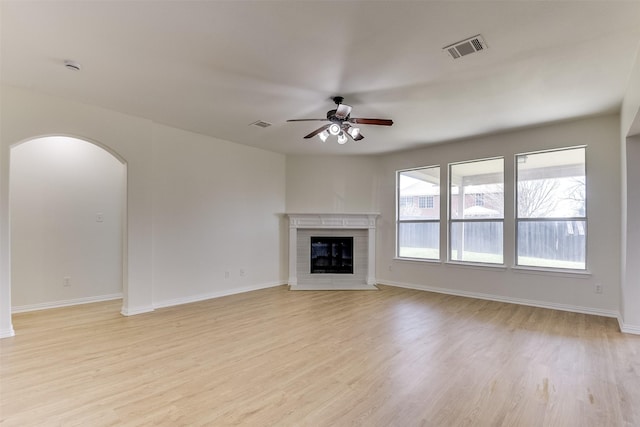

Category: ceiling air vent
[250, 120, 272, 128]
[443, 35, 487, 59]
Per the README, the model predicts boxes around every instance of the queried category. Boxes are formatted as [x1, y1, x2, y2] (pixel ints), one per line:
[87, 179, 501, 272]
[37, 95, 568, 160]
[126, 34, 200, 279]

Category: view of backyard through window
[397, 166, 440, 260]
[516, 147, 586, 269]
[450, 158, 504, 264]
[397, 147, 586, 270]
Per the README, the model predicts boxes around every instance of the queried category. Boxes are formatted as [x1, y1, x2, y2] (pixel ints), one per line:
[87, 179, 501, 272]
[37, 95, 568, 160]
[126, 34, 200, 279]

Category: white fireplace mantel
[287, 213, 379, 290]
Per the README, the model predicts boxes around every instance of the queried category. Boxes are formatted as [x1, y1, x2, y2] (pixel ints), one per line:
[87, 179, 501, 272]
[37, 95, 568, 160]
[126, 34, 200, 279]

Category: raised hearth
[287, 213, 379, 291]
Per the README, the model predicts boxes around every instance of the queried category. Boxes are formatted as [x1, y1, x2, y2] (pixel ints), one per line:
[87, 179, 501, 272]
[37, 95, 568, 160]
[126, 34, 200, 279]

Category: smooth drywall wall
[0, 85, 11, 337]
[1, 84, 154, 333]
[286, 155, 381, 213]
[1, 85, 287, 337]
[622, 135, 640, 331]
[621, 46, 640, 332]
[622, 46, 640, 137]
[10, 136, 124, 308]
[283, 117, 621, 314]
[151, 124, 286, 305]
[376, 115, 621, 315]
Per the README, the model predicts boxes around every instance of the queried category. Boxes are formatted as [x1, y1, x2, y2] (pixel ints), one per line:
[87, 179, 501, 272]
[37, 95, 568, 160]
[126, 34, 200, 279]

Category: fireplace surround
[287, 213, 379, 290]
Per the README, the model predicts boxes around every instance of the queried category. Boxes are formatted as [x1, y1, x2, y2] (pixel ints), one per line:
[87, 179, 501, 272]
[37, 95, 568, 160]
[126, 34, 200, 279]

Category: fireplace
[287, 213, 378, 290]
[310, 236, 354, 274]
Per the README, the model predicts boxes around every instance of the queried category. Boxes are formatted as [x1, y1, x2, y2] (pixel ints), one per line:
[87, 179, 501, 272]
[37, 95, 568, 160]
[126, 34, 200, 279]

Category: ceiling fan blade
[303, 124, 331, 139]
[349, 118, 393, 126]
[334, 103, 352, 120]
[287, 118, 329, 122]
[353, 132, 365, 141]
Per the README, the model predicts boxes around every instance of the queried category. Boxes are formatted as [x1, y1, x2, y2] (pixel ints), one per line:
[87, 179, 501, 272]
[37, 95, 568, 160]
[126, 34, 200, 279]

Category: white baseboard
[618, 316, 640, 335]
[153, 281, 286, 309]
[12, 293, 123, 314]
[379, 280, 620, 319]
[0, 326, 16, 339]
[120, 305, 155, 316]
[10, 281, 637, 336]
[289, 284, 378, 291]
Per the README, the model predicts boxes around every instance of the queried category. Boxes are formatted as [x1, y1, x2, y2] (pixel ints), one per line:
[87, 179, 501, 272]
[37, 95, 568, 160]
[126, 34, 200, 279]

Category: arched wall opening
[9, 135, 127, 315]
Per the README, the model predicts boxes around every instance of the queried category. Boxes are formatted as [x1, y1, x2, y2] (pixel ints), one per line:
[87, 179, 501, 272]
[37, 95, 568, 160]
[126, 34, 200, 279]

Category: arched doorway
[9, 136, 126, 315]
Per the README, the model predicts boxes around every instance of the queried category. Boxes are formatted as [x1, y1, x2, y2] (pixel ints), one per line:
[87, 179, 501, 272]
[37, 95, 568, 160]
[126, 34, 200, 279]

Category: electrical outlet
[240, 269, 245, 277]
[96, 212, 104, 222]
[224, 271, 230, 279]
[63, 276, 71, 287]
[595, 283, 603, 294]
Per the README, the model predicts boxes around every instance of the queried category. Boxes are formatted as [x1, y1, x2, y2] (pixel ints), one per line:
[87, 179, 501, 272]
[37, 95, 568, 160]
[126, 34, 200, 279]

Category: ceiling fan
[287, 96, 393, 144]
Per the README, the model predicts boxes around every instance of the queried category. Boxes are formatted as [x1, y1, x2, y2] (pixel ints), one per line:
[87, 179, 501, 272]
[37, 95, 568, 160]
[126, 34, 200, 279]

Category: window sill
[445, 261, 507, 271]
[394, 257, 442, 265]
[510, 265, 592, 278]
[392, 259, 591, 277]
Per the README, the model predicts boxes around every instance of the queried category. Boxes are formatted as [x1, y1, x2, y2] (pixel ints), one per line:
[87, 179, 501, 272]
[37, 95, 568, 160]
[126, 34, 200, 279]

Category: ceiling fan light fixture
[287, 96, 393, 144]
[318, 130, 329, 142]
[348, 127, 360, 139]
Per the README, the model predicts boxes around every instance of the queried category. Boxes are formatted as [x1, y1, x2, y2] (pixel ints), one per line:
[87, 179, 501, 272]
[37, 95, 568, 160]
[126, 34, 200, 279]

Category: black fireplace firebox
[310, 236, 354, 274]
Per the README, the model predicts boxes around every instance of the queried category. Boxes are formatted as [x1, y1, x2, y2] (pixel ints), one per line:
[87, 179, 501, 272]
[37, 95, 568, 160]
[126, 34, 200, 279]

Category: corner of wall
[0, 326, 16, 339]
[618, 315, 640, 335]
[120, 305, 155, 316]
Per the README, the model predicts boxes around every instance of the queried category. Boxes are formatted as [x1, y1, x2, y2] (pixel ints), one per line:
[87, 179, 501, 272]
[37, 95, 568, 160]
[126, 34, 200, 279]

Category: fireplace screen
[310, 236, 354, 274]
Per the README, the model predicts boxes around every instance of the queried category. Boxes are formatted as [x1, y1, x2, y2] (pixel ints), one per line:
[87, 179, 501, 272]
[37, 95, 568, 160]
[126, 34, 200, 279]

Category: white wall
[286, 115, 622, 316]
[622, 47, 640, 138]
[0, 86, 10, 336]
[10, 136, 124, 308]
[620, 46, 640, 332]
[151, 124, 285, 306]
[376, 115, 621, 315]
[0, 82, 632, 337]
[621, 135, 640, 332]
[286, 155, 381, 213]
[1, 85, 154, 326]
[0, 85, 287, 337]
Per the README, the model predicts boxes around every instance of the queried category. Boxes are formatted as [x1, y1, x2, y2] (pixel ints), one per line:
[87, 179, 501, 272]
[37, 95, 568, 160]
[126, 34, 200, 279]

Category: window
[449, 158, 504, 264]
[400, 196, 413, 207]
[397, 166, 440, 260]
[516, 147, 586, 270]
[417, 195, 435, 209]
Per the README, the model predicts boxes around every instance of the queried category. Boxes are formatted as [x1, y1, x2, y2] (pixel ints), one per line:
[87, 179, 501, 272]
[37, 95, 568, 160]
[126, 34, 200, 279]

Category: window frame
[396, 165, 441, 261]
[514, 146, 587, 271]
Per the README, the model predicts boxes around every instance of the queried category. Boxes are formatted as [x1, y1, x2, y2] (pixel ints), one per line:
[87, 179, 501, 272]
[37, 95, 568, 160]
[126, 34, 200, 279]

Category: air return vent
[250, 120, 272, 128]
[443, 35, 487, 59]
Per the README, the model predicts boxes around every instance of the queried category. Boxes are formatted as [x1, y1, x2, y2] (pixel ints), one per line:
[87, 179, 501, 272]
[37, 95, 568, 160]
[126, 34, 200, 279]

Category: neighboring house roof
[463, 205, 501, 217]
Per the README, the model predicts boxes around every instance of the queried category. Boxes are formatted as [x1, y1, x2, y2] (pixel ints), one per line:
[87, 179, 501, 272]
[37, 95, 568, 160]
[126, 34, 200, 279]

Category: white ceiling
[2, 1, 640, 155]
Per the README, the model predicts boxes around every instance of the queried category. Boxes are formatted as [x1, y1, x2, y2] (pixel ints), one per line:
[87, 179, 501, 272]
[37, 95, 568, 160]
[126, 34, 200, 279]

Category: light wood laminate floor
[1, 285, 639, 426]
